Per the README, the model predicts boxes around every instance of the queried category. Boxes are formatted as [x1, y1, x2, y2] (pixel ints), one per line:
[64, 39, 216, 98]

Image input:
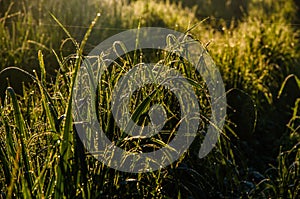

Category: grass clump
[0, 0, 299, 198]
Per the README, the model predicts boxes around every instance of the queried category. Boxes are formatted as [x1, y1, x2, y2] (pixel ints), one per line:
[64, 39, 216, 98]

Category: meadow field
[0, 0, 299, 198]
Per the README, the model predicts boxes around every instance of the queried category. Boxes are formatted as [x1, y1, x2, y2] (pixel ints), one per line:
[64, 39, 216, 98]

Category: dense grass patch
[0, 0, 299, 198]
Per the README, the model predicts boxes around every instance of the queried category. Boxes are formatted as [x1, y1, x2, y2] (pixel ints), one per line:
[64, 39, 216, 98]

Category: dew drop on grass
[97, 13, 101, 17]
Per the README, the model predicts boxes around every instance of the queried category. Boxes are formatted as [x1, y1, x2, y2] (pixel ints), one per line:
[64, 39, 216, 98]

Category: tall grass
[0, 0, 299, 198]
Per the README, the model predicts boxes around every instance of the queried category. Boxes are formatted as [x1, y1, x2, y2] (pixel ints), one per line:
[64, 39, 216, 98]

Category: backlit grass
[0, 0, 299, 198]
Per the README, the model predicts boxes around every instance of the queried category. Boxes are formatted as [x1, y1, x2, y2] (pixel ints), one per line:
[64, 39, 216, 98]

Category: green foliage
[247, 145, 300, 198]
[210, 16, 299, 105]
[0, 0, 299, 198]
[0, 2, 48, 71]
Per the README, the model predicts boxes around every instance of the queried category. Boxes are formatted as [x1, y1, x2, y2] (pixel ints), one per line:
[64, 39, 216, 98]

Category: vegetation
[0, 0, 299, 198]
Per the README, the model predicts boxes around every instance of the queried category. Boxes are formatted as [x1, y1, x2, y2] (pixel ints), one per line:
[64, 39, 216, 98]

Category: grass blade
[7, 87, 33, 195]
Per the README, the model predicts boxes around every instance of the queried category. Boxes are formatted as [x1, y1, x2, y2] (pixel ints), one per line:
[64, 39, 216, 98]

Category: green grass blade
[49, 13, 79, 51]
[33, 68, 57, 133]
[0, 136, 11, 185]
[52, 49, 70, 87]
[278, 74, 295, 98]
[7, 87, 33, 194]
[38, 50, 46, 84]
[55, 13, 100, 197]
